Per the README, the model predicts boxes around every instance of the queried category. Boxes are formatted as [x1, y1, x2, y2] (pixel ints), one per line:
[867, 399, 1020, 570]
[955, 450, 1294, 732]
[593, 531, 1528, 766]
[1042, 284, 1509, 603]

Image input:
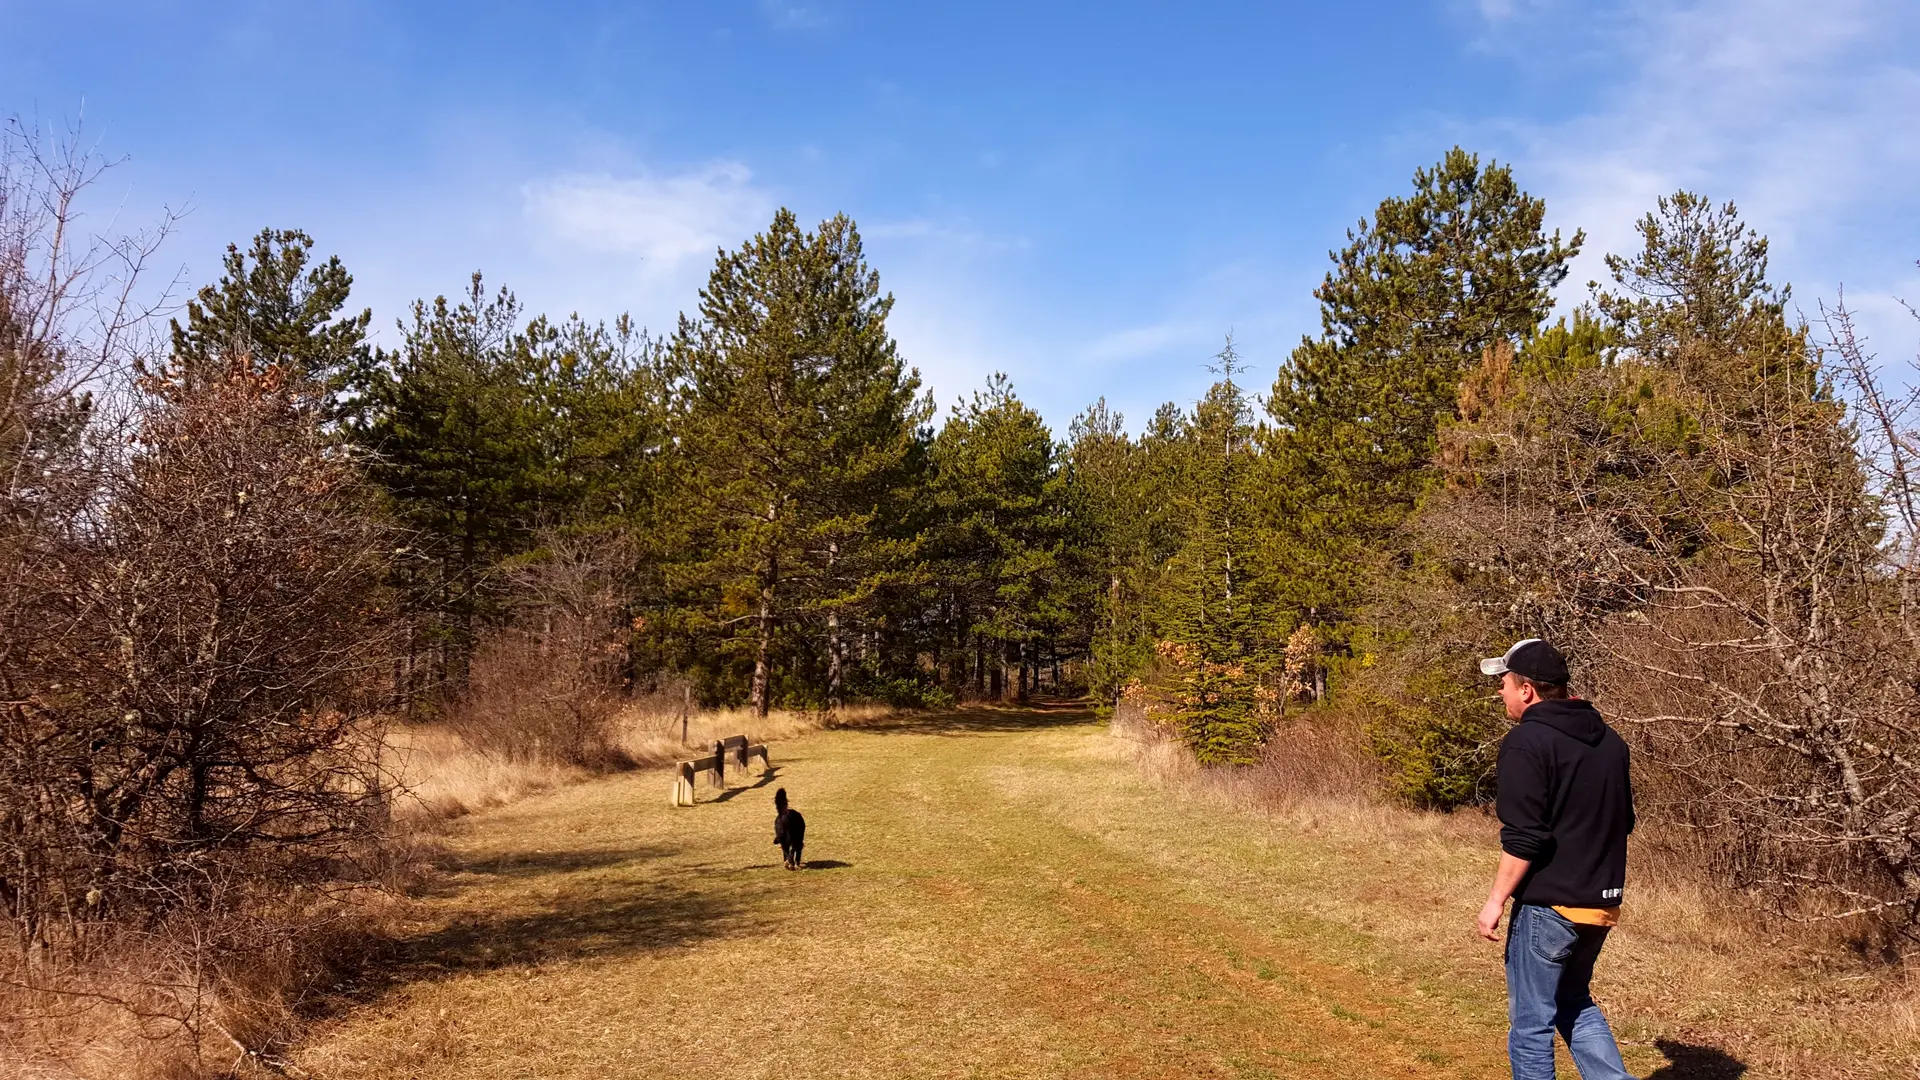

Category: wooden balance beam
[671, 735, 772, 807]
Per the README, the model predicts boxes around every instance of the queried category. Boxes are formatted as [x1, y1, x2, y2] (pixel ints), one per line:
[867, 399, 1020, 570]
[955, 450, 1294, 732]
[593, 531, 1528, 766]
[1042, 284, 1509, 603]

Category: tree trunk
[454, 512, 476, 688]
[751, 549, 778, 719]
[974, 634, 986, 697]
[826, 541, 843, 709]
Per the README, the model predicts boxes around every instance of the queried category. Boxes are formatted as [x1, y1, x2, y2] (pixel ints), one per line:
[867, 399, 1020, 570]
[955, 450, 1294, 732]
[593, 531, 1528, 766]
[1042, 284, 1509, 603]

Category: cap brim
[1479, 657, 1509, 676]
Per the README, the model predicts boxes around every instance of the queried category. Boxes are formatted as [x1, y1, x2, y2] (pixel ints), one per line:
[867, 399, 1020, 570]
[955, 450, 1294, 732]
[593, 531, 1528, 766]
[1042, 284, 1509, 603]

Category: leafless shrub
[1422, 301, 1920, 937]
[1249, 705, 1386, 808]
[444, 530, 636, 769]
[0, 354, 404, 1075]
[0, 118, 404, 1068]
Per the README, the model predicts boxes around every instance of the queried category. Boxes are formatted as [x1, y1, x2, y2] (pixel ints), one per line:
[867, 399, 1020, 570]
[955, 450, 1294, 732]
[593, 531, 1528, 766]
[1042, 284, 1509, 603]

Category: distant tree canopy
[279, 153, 1598, 768]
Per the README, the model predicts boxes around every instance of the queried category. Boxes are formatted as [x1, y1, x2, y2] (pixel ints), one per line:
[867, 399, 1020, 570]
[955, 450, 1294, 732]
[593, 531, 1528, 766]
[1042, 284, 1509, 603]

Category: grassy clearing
[301, 705, 1915, 1079]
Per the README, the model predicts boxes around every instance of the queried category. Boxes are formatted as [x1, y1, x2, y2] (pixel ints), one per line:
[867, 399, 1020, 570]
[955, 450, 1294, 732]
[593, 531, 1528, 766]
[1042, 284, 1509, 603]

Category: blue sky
[5, 0, 1918, 430]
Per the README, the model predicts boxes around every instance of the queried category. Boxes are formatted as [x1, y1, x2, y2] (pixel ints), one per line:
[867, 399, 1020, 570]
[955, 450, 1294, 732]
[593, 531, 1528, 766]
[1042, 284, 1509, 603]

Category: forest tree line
[6, 124, 1920, 988]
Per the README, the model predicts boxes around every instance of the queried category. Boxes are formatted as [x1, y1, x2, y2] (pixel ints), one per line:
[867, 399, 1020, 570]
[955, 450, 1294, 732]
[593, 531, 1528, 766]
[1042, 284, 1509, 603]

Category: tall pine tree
[358, 275, 544, 689]
[926, 374, 1067, 700]
[1265, 148, 1580, 637]
[667, 210, 926, 716]
[1160, 339, 1271, 763]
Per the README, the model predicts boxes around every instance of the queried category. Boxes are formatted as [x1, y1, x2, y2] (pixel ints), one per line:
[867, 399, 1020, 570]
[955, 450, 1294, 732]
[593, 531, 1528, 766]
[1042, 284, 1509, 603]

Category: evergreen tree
[1265, 148, 1580, 634]
[516, 312, 669, 532]
[1159, 339, 1271, 763]
[167, 228, 373, 422]
[667, 210, 926, 716]
[358, 275, 543, 688]
[1064, 398, 1151, 705]
[926, 374, 1066, 700]
[1597, 192, 1812, 392]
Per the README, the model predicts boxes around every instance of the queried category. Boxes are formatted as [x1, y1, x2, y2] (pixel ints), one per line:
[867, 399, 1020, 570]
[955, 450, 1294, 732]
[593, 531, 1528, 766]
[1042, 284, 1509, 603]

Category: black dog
[773, 787, 806, 870]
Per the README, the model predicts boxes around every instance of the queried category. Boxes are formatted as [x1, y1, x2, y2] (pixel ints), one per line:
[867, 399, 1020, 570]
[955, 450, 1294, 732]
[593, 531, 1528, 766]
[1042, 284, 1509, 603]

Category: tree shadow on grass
[1644, 1039, 1747, 1080]
[401, 879, 766, 972]
[325, 870, 777, 1015]
[436, 844, 679, 879]
[853, 704, 1097, 737]
[318, 843, 781, 1022]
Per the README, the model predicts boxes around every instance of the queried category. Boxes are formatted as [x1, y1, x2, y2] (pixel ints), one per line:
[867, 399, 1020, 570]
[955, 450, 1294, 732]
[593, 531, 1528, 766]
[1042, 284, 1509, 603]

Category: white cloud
[1470, 0, 1920, 325]
[1080, 319, 1211, 366]
[521, 163, 775, 276]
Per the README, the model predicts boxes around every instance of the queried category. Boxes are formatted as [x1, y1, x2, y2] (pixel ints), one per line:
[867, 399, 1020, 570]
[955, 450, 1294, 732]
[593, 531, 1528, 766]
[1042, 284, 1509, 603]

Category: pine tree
[667, 210, 926, 716]
[358, 275, 544, 688]
[926, 374, 1066, 701]
[1063, 398, 1148, 705]
[1160, 339, 1271, 763]
[516, 312, 669, 532]
[167, 228, 374, 423]
[1597, 192, 1812, 393]
[1265, 148, 1580, 633]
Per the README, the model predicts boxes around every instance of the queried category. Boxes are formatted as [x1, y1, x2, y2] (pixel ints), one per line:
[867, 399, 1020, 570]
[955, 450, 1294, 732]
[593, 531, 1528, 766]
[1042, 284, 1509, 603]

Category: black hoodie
[1496, 699, 1635, 909]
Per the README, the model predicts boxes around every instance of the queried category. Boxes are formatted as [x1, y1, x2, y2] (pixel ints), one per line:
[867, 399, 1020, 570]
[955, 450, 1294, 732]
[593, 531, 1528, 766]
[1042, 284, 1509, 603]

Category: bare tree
[0, 113, 180, 960]
[447, 529, 637, 767]
[1422, 306, 1920, 930]
[0, 117, 404, 1071]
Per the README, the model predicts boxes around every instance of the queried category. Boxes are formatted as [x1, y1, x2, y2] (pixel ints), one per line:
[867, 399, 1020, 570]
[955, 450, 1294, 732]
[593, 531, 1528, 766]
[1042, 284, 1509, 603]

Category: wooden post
[712, 739, 725, 789]
[672, 761, 696, 807]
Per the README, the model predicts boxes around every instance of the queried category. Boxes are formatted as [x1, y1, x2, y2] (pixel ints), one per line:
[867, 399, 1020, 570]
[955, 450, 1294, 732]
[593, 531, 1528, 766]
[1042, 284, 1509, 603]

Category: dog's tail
[774, 787, 788, 812]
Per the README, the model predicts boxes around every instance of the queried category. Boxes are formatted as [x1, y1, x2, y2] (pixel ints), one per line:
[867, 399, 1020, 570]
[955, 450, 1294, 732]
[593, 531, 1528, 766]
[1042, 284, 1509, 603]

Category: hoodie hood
[1522, 698, 1607, 746]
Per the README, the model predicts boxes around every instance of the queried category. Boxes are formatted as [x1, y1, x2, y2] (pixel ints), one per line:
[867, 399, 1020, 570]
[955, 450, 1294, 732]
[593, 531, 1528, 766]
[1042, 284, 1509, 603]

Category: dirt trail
[292, 706, 1662, 1079]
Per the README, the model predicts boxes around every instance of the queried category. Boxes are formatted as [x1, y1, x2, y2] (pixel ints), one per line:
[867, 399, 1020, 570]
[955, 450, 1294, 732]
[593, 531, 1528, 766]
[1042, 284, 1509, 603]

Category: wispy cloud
[1467, 0, 1920, 315]
[758, 0, 832, 32]
[521, 163, 776, 276]
[1080, 319, 1212, 366]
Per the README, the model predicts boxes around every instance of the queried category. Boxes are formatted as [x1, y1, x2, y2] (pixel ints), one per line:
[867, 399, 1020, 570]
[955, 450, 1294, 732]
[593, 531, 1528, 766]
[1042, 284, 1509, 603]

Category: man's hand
[1479, 852, 1530, 942]
[1476, 897, 1506, 941]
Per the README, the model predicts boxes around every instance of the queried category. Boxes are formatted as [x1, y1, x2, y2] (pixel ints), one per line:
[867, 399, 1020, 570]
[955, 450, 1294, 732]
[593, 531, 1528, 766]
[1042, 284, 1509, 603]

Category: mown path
[295, 705, 1662, 1079]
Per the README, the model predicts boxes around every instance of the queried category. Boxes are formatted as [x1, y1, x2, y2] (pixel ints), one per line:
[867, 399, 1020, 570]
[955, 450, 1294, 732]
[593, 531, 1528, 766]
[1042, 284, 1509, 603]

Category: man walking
[1475, 639, 1636, 1080]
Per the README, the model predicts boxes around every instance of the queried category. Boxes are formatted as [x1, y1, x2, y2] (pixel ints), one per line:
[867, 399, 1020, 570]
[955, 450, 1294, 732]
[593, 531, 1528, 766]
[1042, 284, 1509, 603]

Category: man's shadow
[1644, 1039, 1746, 1080]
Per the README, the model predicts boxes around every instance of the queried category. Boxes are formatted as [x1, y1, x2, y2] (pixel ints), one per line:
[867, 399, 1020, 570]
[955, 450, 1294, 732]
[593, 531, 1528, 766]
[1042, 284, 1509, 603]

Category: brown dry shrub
[1113, 696, 1386, 809]
[444, 626, 629, 771]
[1250, 705, 1389, 808]
[0, 876, 411, 1079]
[440, 530, 640, 771]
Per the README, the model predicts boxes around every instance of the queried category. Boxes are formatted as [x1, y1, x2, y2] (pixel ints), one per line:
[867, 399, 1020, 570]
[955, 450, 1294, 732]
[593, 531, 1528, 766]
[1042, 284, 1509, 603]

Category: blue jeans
[1504, 903, 1636, 1080]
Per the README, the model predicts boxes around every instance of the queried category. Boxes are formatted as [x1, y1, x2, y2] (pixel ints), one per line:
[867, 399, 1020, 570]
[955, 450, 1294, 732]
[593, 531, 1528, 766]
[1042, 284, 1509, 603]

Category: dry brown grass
[294, 705, 1523, 1079]
[1108, 714, 1920, 1077]
[281, 703, 1920, 1078]
[0, 701, 902, 1079]
[0, 890, 414, 1080]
